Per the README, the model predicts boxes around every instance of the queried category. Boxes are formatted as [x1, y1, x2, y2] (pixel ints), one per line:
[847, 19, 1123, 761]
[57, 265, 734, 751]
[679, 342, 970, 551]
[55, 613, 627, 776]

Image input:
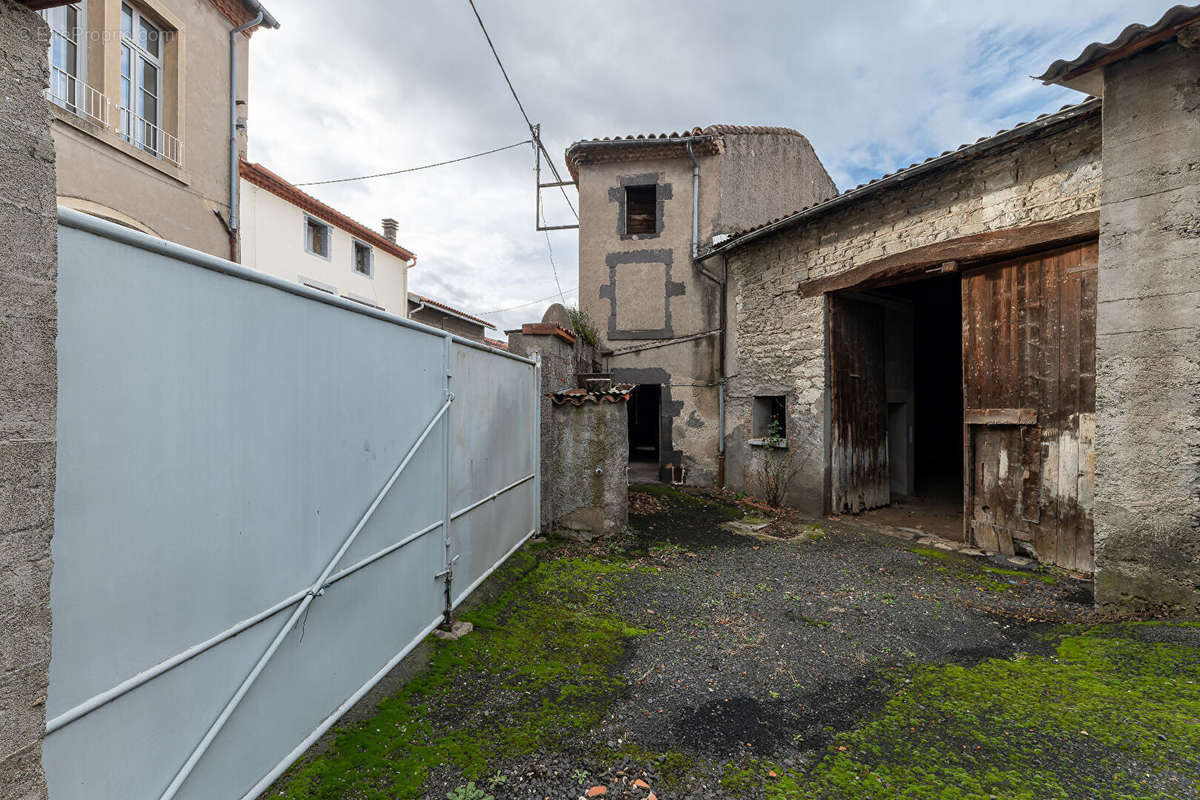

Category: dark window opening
[352, 240, 373, 276]
[628, 384, 661, 462]
[753, 395, 787, 440]
[625, 185, 657, 235]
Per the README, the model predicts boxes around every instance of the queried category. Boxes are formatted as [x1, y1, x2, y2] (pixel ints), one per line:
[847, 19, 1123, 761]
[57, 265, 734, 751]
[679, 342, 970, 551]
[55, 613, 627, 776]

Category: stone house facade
[565, 126, 836, 485]
[36, 0, 277, 261]
[705, 9, 1199, 610]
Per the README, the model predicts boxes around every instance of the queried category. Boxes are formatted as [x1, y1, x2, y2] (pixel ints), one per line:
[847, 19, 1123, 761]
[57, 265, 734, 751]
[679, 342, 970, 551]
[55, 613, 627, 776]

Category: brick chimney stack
[381, 218, 398, 242]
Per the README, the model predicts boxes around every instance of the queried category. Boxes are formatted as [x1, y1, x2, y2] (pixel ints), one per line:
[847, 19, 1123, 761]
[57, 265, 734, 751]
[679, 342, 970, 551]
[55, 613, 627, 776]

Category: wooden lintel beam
[965, 408, 1038, 426]
[796, 211, 1099, 298]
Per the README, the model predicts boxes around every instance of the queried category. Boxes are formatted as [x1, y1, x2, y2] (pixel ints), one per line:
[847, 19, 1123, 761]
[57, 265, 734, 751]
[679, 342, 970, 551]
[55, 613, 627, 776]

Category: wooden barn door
[829, 295, 889, 513]
[962, 240, 1097, 572]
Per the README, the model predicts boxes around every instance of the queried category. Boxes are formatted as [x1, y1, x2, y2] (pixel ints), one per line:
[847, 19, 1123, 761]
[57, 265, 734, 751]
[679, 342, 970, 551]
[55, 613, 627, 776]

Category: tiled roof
[239, 160, 416, 263]
[408, 293, 495, 330]
[564, 124, 810, 181]
[548, 384, 636, 407]
[1037, 5, 1200, 86]
[483, 337, 509, 351]
[710, 98, 1100, 255]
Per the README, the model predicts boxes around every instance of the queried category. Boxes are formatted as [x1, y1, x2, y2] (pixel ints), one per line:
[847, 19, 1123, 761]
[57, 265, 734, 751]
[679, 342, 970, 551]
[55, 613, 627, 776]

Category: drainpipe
[228, 11, 264, 262]
[717, 253, 728, 487]
[685, 141, 700, 260]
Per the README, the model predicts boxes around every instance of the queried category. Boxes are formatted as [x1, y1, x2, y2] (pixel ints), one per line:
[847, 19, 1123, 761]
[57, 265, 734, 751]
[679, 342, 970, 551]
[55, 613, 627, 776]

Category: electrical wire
[480, 285, 579, 315]
[464, 0, 578, 221]
[293, 139, 532, 186]
[540, 205, 567, 305]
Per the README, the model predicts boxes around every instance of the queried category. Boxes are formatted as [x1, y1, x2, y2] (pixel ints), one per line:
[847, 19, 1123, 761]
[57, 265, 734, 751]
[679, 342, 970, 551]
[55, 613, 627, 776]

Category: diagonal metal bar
[158, 396, 453, 800]
[44, 518, 445, 737]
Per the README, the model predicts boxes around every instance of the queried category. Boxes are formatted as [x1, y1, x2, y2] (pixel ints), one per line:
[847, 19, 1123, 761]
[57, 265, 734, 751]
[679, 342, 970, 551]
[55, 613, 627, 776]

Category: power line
[293, 139, 531, 186]
[480, 285, 579, 315]
[464, 0, 578, 221]
[540, 204, 567, 305]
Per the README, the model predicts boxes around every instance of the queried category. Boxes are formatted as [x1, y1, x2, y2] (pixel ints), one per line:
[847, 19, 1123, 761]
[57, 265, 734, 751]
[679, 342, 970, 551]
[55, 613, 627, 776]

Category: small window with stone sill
[750, 395, 788, 448]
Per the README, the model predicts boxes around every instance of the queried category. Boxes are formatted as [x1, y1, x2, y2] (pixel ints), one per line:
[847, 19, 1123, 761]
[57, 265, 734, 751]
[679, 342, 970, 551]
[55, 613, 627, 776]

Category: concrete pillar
[0, 3, 57, 798]
[1094, 38, 1200, 609]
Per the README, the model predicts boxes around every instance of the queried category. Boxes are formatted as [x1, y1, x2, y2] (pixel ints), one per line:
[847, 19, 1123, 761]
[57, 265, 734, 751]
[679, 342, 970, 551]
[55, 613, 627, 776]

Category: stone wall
[546, 399, 629, 539]
[724, 111, 1102, 512]
[507, 304, 598, 532]
[0, 3, 57, 799]
[1093, 39, 1200, 610]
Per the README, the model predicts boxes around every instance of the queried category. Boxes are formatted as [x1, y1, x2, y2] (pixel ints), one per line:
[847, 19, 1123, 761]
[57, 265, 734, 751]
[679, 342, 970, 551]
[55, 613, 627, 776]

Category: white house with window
[239, 160, 415, 314]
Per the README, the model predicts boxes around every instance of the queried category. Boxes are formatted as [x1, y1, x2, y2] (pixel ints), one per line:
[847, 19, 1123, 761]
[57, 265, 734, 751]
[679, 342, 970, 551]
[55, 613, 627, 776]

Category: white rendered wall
[239, 179, 409, 315]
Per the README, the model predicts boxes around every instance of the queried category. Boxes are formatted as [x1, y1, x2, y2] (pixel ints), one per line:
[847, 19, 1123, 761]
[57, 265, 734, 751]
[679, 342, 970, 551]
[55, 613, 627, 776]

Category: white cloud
[248, 0, 1167, 332]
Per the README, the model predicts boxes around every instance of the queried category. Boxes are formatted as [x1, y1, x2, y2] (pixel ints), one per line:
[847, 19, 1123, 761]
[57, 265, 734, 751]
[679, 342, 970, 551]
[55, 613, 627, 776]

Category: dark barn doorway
[829, 276, 964, 539]
[628, 384, 661, 482]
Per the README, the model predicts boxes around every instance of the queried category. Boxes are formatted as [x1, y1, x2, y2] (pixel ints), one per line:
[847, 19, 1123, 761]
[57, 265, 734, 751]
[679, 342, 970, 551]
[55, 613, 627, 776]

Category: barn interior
[843, 275, 965, 540]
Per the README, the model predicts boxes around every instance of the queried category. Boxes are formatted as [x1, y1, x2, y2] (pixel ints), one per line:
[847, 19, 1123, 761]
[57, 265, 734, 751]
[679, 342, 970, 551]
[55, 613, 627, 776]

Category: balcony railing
[117, 106, 184, 168]
[45, 67, 183, 169]
[47, 64, 109, 127]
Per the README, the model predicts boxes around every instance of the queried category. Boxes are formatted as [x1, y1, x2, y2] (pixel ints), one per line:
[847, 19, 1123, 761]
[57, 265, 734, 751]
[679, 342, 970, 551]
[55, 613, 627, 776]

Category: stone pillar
[546, 391, 631, 539]
[1094, 36, 1200, 610]
[0, 3, 56, 798]
[507, 304, 599, 533]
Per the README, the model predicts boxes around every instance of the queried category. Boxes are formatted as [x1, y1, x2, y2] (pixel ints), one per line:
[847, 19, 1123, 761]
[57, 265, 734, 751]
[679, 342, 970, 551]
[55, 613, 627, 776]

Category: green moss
[911, 546, 1056, 592]
[273, 550, 647, 800]
[774, 623, 1200, 798]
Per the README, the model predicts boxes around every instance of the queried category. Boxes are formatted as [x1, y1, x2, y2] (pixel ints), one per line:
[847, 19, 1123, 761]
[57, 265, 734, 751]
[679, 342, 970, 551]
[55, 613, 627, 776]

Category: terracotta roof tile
[239, 160, 416, 263]
[548, 384, 636, 406]
[564, 124, 811, 181]
[408, 293, 495, 329]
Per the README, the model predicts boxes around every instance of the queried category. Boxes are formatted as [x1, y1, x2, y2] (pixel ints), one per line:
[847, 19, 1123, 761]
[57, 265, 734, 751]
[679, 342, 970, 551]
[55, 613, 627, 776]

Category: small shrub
[566, 306, 599, 348]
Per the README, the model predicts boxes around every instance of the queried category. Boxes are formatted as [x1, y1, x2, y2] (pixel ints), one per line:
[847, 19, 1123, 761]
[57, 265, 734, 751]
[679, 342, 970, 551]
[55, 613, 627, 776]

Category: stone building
[700, 7, 1199, 609]
[33, 0, 278, 261]
[565, 126, 835, 485]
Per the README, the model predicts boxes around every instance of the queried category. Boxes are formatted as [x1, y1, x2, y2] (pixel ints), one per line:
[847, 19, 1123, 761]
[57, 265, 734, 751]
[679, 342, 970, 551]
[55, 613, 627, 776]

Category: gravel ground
[415, 487, 1166, 800]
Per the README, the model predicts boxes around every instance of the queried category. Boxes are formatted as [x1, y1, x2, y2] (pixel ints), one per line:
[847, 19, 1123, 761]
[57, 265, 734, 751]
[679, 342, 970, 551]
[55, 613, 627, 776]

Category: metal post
[439, 334, 455, 626]
[533, 352, 542, 535]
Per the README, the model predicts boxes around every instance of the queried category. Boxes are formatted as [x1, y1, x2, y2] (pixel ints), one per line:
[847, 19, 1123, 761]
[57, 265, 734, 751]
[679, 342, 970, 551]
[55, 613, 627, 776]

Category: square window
[624, 185, 657, 235]
[753, 395, 787, 441]
[304, 217, 330, 258]
[352, 240, 373, 277]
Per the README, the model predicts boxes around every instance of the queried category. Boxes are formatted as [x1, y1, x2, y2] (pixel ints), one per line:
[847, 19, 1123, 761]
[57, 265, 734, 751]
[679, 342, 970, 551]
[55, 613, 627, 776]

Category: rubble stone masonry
[724, 112, 1102, 512]
[0, 2, 57, 799]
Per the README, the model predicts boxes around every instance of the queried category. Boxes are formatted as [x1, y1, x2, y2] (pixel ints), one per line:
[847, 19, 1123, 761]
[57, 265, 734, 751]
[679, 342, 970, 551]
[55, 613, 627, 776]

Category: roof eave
[1036, 5, 1200, 92]
[407, 294, 496, 330]
[705, 99, 1101, 259]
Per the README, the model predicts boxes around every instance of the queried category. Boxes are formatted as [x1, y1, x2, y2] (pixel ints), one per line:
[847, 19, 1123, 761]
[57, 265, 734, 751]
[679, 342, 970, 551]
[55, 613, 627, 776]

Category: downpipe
[228, 11, 264, 262]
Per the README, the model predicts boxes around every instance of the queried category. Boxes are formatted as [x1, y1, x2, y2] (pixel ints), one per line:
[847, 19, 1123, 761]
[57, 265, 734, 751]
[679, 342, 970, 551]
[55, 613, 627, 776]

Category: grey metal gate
[44, 208, 540, 799]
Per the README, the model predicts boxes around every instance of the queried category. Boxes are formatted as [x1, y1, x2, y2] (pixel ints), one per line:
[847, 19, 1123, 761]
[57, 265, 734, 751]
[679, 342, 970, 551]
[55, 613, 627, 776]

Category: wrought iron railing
[46, 64, 110, 127]
[117, 106, 184, 168]
[44, 66, 184, 169]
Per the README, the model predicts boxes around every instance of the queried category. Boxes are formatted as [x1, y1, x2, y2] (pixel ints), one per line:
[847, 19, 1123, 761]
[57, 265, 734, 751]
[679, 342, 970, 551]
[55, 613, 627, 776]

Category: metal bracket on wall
[534, 123, 580, 231]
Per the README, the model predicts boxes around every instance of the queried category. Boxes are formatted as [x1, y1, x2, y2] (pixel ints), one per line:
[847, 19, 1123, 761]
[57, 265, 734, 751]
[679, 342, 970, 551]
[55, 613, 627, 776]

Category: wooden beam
[796, 212, 1099, 298]
[965, 408, 1038, 426]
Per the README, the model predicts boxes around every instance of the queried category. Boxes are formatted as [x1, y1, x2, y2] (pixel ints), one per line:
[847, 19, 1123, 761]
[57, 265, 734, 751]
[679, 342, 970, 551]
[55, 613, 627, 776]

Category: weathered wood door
[829, 295, 889, 513]
[962, 240, 1097, 572]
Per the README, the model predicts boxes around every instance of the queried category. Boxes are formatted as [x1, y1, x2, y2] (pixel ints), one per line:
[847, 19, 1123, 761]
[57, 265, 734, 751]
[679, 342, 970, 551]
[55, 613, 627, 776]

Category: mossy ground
[271, 543, 649, 800]
[275, 487, 1200, 799]
[712, 622, 1200, 799]
[912, 545, 1059, 593]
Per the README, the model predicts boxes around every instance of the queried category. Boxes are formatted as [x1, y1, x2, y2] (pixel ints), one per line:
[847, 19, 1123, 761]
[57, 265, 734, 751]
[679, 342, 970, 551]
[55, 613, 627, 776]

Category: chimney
[381, 218, 398, 242]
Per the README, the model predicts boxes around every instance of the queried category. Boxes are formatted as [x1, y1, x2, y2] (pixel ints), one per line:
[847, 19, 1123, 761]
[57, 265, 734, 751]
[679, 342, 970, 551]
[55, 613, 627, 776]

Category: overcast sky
[247, 1, 1164, 333]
